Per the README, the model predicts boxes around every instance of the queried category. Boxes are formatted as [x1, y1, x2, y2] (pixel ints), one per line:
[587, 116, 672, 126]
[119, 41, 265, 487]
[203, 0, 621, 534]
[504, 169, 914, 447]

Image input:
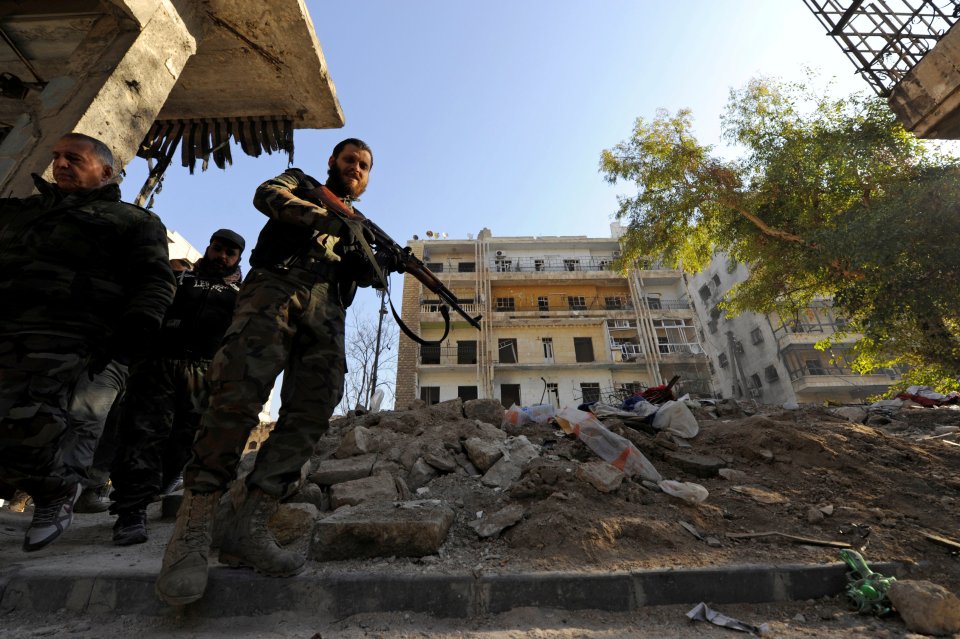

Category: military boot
[218, 487, 305, 577]
[155, 489, 221, 606]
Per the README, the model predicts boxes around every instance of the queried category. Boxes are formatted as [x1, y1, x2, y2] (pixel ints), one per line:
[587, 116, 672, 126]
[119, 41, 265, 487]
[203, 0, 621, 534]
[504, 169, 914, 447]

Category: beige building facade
[394, 227, 713, 409]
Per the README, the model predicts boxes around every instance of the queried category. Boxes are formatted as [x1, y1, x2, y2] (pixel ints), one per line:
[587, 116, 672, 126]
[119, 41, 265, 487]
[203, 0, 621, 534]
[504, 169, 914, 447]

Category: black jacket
[160, 260, 241, 359]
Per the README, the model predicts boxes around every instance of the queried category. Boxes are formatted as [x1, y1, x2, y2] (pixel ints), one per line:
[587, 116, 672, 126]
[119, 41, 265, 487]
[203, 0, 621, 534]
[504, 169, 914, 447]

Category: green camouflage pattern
[185, 267, 346, 497]
[109, 358, 210, 513]
[0, 335, 89, 498]
[0, 176, 175, 343]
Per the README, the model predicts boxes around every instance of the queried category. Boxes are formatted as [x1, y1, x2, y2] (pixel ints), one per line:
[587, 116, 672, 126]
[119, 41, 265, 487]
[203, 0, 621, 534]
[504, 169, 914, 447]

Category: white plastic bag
[652, 400, 699, 439]
[555, 406, 662, 481]
[370, 388, 384, 414]
[659, 479, 709, 504]
[502, 404, 532, 428]
[523, 403, 556, 424]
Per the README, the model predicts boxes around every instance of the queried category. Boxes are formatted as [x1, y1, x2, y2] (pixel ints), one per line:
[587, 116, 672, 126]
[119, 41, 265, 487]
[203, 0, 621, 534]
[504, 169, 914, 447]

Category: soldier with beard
[156, 138, 378, 605]
[109, 229, 244, 545]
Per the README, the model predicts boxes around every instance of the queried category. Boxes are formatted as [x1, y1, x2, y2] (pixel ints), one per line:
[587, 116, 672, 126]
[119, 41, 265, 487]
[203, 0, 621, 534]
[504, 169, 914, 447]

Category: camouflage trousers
[109, 357, 209, 513]
[0, 334, 89, 499]
[185, 267, 346, 497]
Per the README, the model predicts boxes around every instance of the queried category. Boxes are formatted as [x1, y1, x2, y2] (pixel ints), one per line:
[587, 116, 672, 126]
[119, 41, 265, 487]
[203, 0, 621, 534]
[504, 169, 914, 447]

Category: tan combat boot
[218, 487, 305, 577]
[155, 489, 221, 605]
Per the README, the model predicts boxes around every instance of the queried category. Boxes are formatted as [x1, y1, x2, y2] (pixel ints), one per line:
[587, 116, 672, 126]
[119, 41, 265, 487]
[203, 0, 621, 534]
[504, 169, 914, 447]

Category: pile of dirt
[297, 398, 960, 589]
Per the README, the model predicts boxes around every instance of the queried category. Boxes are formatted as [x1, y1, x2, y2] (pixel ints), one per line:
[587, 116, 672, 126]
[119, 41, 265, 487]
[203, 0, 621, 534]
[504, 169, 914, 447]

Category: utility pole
[368, 289, 388, 409]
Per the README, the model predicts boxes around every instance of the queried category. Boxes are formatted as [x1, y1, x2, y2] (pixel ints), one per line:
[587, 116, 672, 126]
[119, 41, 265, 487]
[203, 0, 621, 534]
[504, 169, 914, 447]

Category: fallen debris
[726, 531, 851, 549]
[686, 602, 769, 636]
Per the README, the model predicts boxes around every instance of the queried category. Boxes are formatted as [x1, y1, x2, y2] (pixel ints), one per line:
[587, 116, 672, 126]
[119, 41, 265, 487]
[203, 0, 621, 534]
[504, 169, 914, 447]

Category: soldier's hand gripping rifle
[302, 184, 482, 345]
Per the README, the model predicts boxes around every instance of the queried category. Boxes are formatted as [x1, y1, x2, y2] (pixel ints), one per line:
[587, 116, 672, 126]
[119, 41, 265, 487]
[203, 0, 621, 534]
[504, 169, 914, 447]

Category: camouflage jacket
[0, 175, 176, 345]
[249, 168, 352, 270]
[159, 259, 241, 359]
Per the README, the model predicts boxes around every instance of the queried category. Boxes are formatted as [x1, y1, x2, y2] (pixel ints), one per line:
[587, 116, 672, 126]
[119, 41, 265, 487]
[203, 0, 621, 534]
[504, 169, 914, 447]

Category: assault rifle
[302, 184, 482, 345]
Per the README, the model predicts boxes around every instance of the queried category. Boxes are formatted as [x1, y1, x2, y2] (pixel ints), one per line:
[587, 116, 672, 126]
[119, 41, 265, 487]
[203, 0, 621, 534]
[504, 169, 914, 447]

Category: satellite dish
[412, 234, 419, 240]
[426, 230, 434, 238]
[441, 232, 448, 238]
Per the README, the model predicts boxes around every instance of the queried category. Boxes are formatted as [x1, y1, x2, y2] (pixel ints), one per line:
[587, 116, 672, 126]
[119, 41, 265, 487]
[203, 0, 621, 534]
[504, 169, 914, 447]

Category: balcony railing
[420, 302, 484, 315]
[658, 343, 704, 356]
[420, 345, 477, 366]
[786, 361, 903, 381]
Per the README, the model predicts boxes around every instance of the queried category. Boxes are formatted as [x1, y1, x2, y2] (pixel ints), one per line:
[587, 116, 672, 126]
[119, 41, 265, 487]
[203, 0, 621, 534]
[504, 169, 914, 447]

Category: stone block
[663, 452, 725, 478]
[286, 482, 328, 511]
[576, 461, 625, 493]
[270, 502, 319, 545]
[888, 580, 960, 635]
[309, 454, 377, 485]
[310, 499, 455, 559]
[463, 437, 503, 472]
[832, 406, 867, 423]
[423, 449, 457, 472]
[430, 398, 464, 420]
[335, 426, 377, 458]
[407, 457, 438, 490]
[329, 473, 397, 509]
[464, 399, 505, 426]
[468, 503, 525, 538]
[481, 436, 539, 490]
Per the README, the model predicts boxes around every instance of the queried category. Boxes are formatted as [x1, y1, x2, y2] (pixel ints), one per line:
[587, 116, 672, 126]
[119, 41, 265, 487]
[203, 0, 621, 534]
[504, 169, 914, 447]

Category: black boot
[113, 508, 147, 545]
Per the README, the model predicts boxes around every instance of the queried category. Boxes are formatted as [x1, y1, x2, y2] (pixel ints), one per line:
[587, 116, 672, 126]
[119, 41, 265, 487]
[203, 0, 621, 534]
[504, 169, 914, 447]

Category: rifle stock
[304, 185, 482, 331]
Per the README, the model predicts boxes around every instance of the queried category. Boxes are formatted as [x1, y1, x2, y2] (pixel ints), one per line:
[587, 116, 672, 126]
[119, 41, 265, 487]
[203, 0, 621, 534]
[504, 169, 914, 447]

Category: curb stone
[0, 562, 900, 618]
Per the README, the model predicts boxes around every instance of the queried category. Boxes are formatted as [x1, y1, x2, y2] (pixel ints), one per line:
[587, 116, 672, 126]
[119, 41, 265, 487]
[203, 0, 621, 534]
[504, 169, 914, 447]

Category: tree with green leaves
[600, 76, 960, 391]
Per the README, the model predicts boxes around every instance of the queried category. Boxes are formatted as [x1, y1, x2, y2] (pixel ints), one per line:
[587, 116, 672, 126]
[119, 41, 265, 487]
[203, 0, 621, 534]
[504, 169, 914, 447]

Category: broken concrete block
[334, 426, 377, 458]
[286, 482, 328, 511]
[653, 431, 679, 451]
[407, 457, 438, 490]
[376, 413, 419, 434]
[663, 452, 725, 478]
[270, 502, 319, 545]
[468, 503, 525, 538]
[463, 437, 504, 471]
[481, 436, 540, 490]
[473, 420, 508, 441]
[423, 449, 457, 472]
[430, 398, 464, 420]
[309, 454, 377, 485]
[718, 468, 748, 482]
[310, 499, 455, 559]
[888, 580, 960, 636]
[329, 473, 398, 509]
[576, 461, 625, 493]
[806, 506, 825, 524]
[464, 399, 505, 426]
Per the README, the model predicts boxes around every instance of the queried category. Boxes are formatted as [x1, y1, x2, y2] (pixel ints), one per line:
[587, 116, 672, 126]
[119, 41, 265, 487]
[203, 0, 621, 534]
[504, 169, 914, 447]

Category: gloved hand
[341, 250, 378, 288]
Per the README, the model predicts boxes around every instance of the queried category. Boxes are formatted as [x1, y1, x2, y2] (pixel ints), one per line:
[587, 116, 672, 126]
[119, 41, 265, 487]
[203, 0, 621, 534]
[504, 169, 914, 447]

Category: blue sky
[121, 1, 875, 413]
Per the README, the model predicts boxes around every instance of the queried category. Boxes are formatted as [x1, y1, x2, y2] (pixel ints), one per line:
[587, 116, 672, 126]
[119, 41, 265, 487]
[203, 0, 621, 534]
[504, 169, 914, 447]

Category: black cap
[210, 228, 245, 252]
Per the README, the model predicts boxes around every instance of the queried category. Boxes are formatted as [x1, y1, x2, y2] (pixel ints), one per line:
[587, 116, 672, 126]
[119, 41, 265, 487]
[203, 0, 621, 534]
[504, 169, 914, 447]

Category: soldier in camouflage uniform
[109, 229, 244, 545]
[156, 138, 376, 606]
[0, 133, 175, 552]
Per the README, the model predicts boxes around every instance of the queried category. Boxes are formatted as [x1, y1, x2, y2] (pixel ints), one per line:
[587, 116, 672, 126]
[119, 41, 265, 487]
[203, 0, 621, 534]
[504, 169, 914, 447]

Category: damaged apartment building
[689, 253, 903, 405]
[393, 227, 713, 409]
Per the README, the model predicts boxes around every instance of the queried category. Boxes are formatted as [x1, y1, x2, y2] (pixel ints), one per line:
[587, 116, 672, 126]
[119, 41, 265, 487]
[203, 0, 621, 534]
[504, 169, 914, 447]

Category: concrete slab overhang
[888, 22, 960, 139]
[0, 0, 342, 139]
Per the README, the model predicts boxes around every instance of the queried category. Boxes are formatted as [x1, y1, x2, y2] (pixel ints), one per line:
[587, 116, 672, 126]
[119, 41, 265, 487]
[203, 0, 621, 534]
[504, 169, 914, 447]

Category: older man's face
[51, 137, 113, 193]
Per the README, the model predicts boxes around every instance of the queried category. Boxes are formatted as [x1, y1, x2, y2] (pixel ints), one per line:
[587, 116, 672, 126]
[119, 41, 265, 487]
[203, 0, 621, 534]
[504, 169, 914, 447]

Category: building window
[573, 337, 594, 362]
[534, 259, 545, 271]
[806, 359, 827, 375]
[604, 296, 626, 310]
[457, 340, 477, 365]
[707, 320, 718, 334]
[580, 382, 600, 403]
[709, 360, 716, 374]
[420, 386, 440, 405]
[498, 338, 518, 363]
[458, 262, 475, 273]
[425, 262, 443, 273]
[712, 274, 721, 287]
[710, 305, 722, 320]
[495, 258, 512, 272]
[698, 285, 711, 301]
[563, 259, 581, 271]
[750, 373, 762, 388]
[421, 345, 440, 365]
[495, 297, 515, 312]
[764, 365, 780, 382]
[546, 382, 559, 405]
[646, 296, 662, 310]
[457, 386, 478, 401]
[538, 296, 549, 311]
[500, 383, 521, 408]
[567, 296, 587, 310]
[734, 340, 745, 354]
[718, 353, 729, 368]
[750, 327, 764, 345]
[542, 337, 554, 361]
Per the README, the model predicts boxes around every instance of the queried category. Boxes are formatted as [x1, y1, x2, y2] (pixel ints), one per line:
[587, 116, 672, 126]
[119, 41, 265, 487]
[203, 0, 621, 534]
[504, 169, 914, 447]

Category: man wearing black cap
[107, 229, 244, 545]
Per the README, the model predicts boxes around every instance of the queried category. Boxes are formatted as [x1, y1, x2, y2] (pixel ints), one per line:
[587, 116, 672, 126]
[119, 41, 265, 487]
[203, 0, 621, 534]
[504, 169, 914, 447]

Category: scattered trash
[501, 403, 556, 427]
[642, 374, 680, 404]
[782, 401, 800, 410]
[370, 388, 385, 414]
[840, 549, 896, 615]
[686, 602, 769, 636]
[502, 404, 531, 428]
[659, 479, 708, 504]
[652, 400, 699, 438]
[895, 385, 960, 407]
[555, 406, 662, 481]
[678, 519, 703, 540]
[718, 468, 748, 482]
[727, 530, 851, 548]
[923, 531, 960, 553]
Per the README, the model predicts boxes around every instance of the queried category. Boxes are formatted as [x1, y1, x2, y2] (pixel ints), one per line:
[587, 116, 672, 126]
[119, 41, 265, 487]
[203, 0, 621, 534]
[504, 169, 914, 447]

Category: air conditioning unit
[495, 250, 504, 256]
[613, 251, 621, 257]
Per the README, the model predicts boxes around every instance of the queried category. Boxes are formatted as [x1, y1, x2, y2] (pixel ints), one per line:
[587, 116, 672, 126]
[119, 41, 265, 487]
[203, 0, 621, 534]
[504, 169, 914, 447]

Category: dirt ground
[308, 401, 960, 595]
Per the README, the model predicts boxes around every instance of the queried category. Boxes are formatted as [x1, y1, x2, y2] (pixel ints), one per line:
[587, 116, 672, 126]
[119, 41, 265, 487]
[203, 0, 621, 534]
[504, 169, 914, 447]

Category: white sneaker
[23, 483, 82, 552]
